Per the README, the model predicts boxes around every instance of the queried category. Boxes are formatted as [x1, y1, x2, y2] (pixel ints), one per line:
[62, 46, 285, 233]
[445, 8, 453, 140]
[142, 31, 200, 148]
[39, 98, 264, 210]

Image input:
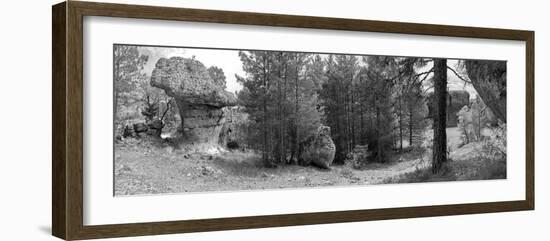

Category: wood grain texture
[66, 1, 85, 240]
[71, 1, 533, 40]
[52, 2, 67, 239]
[73, 201, 530, 240]
[51, 1, 535, 240]
[525, 32, 535, 209]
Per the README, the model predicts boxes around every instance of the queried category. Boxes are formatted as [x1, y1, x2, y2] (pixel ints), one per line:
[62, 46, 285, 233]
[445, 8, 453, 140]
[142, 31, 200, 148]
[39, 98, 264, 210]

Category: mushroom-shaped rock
[150, 57, 237, 145]
[151, 57, 237, 107]
[465, 60, 506, 123]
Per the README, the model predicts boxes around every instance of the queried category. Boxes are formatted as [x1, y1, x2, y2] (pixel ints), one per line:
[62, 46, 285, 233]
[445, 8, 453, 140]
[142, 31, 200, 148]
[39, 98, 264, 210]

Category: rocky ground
[114, 127, 505, 196]
[114, 142, 427, 196]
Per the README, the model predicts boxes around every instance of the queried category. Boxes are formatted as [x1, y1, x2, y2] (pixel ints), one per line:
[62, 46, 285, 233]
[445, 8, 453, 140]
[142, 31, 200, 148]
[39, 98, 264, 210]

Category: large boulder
[465, 60, 506, 123]
[151, 57, 237, 107]
[150, 57, 237, 145]
[299, 125, 336, 169]
[427, 90, 470, 127]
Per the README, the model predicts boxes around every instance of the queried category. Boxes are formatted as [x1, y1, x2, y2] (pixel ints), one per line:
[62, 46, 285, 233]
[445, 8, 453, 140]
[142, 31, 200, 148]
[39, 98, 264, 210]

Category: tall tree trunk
[376, 101, 382, 163]
[360, 94, 364, 145]
[398, 94, 403, 151]
[263, 56, 269, 164]
[341, 86, 349, 153]
[351, 82, 356, 149]
[282, 59, 288, 163]
[277, 54, 283, 163]
[370, 90, 375, 140]
[294, 56, 300, 164]
[432, 59, 448, 173]
[346, 88, 351, 153]
[374, 92, 383, 163]
[336, 83, 343, 159]
[409, 107, 413, 146]
[447, 93, 452, 125]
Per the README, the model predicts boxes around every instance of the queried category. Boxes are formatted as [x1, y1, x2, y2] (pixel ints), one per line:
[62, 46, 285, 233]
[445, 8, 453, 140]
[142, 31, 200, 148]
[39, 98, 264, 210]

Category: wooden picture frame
[52, 1, 534, 240]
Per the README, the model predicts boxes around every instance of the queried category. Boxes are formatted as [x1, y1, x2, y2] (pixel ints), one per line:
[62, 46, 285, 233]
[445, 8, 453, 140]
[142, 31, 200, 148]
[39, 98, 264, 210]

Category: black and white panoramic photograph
[113, 44, 507, 196]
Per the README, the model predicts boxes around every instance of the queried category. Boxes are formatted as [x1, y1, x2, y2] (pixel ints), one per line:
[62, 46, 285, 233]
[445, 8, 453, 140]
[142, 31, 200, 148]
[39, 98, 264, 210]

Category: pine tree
[237, 51, 322, 166]
[432, 59, 448, 173]
[363, 56, 397, 163]
[238, 51, 274, 165]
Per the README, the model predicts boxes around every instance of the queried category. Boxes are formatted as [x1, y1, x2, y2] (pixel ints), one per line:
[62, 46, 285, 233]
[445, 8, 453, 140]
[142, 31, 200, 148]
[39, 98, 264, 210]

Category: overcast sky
[137, 46, 478, 98]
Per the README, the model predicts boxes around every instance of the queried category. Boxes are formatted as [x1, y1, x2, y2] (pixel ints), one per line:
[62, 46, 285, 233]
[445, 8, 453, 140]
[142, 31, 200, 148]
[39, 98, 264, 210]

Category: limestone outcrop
[465, 60, 506, 123]
[298, 125, 336, 169]
[150, 57, 237, 145]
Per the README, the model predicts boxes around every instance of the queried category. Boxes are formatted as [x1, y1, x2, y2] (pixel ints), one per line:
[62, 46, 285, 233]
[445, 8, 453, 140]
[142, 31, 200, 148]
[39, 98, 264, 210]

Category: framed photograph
[52, 1, 534, 240]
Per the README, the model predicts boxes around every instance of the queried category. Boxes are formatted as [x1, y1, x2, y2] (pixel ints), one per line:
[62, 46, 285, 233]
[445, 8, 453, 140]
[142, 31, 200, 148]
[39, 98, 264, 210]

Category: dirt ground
[114, 127, 504, 196]
[114, 142, 427, 196]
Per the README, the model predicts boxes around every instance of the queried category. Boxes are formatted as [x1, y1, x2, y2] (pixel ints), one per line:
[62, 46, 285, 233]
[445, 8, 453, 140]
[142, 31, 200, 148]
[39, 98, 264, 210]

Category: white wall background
[0, 0, 547, 240]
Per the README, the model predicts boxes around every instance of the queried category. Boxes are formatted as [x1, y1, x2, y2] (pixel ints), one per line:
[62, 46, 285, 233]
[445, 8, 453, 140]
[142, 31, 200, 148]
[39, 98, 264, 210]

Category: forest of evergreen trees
[235, 51, 447, 170]
[113, 44, 506, 177]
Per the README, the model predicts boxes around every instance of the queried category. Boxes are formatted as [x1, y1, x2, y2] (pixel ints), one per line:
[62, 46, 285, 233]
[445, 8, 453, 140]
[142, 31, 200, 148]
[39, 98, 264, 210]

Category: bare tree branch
[416, 68, 434, 83]
[447, 66, 472, 84]
[422, 85, 434, 94]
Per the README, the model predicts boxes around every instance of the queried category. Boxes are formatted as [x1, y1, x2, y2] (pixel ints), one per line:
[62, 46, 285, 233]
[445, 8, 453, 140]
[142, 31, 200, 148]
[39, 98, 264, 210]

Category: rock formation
[465, 60, 506, 123]
[218, 106, 249, 148]
[146, 119, 164, 137]
[150, 57, 237, 145]
[298, 125, 336, 169]
[427, 90, 470, 127]
[132, 123, 148, 137]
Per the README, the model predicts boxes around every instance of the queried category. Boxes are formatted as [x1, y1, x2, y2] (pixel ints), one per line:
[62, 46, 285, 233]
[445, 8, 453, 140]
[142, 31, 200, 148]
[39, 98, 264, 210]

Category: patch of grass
[459, 157, 507, 180]
[386, 156, 506, 184]
[339, 168, 354, 178]
[385, 162, 456, 184]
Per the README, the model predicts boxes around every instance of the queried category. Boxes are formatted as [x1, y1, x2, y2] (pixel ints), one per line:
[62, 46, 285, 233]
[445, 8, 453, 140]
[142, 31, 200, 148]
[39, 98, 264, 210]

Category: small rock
[200, 165, 219, 176]
[118, 164, 132, 173]
[133, 123, 148, 134]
